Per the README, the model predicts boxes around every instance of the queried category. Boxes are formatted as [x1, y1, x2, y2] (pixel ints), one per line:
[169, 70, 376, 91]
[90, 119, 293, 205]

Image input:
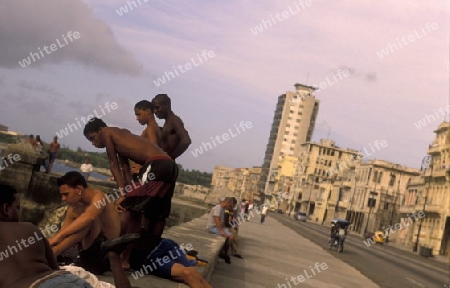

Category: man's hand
[220, 230, 228, 238]
[115, 196, 126, 212]
[48, 235, 62, 247]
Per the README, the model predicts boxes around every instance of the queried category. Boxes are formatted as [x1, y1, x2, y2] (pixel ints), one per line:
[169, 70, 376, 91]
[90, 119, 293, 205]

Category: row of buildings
[209, 83, 450, 259]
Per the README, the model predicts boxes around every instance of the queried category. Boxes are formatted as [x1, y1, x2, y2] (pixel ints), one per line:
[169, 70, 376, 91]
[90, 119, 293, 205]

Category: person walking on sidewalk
[260, 204, 269, 224]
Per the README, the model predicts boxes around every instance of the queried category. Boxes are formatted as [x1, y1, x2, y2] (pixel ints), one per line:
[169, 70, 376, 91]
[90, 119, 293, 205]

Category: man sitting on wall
[48, 171, 137, 274]
[206, 197, 235, 264]
[0, 183, 133, 288]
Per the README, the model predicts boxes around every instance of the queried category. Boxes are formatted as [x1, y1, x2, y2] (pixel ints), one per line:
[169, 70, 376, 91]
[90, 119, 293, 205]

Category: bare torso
[48, 141, 60, 153]
[161, 115, 182, 157]
[70, 189, 121, 243]
[141, 120, 162, 147]
[104, 127, 167, 165]
[0, 222, 54, 288]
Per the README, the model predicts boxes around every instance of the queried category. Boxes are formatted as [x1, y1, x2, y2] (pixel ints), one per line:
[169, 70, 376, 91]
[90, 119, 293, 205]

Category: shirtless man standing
[83, 118, 178, 267]
[0, 183, 132, 288]
[48, 171, 124, 274]
[152, 94, 191, 160]
[45, 136, 60, 173]
[130, 100, 163, 177]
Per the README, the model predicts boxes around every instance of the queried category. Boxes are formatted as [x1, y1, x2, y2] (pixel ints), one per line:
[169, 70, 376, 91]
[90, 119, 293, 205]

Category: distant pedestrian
[35, 135, 43, 153]
[80, 157, 93, 181]
[28, 134, 36, 147]
[45, 136, 60, 173]
[226, 197, 243, 259]
[244, 200, 250, 222]
[240, 199, 246, 215]
[260, 204, 269, 224]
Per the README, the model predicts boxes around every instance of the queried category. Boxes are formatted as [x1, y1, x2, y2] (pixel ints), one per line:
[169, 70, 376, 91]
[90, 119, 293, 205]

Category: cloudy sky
[0, 0, 448, 172]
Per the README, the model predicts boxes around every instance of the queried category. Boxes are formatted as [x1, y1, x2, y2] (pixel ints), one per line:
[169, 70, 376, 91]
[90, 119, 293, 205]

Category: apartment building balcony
[338, 200, 349, 209]
[342, 180, 352, 188]
[399, 205, 415, 214]
[427, 144, 440, 154]
[423, 204, 442, 214]
[431, 168, 450, 178]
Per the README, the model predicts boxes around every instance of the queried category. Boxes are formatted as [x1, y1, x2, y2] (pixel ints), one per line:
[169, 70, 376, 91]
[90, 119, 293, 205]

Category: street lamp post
[413, 156, 432, 252]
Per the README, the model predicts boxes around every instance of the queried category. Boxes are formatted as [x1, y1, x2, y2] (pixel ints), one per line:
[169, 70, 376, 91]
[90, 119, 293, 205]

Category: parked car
[294, 212, 307, 222]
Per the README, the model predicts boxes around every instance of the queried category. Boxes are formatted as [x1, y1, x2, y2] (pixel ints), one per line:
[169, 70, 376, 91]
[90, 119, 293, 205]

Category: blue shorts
[207, 227, 231, 237]
[32, 271, 92, 287]
[144, 238, 196, 279]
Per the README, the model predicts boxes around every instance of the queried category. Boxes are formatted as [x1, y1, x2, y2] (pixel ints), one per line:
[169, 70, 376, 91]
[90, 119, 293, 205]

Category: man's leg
[229, 228, 239, 256]
[46, 154, 56, 173]
[120, 210, 142, 270]
[52, 218, 101, 257]
[106, 251, 132, 288]
[52, 225, 91, 256]
[171, 264, 212, 288]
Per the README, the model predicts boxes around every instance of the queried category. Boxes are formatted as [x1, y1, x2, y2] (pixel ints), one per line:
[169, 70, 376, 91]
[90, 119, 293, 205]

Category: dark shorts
[75, 233, 109, 275]
[48, 152, 57, 162]
[121, 156, 178, 219]
[143, 238, 196, 279]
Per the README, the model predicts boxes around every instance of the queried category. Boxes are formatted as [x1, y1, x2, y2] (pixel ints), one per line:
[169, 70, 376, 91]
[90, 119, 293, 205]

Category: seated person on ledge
[206, 197, 235, 264]
[49, 171, 124, 275]
[83, 117, 178, 270]
[0, 183, 132, 288]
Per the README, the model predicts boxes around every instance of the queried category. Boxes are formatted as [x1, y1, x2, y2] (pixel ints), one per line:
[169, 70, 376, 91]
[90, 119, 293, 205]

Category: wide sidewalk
[211, 214, 380, 288]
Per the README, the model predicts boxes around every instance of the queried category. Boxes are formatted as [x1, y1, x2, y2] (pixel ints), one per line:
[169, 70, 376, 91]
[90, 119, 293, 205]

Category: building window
[389, 174, 396, 186]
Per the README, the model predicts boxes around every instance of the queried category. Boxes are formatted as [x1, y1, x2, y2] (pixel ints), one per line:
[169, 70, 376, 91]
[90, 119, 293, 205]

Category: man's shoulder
[167, 113, 185, 125]
[0, 222, 38, 232]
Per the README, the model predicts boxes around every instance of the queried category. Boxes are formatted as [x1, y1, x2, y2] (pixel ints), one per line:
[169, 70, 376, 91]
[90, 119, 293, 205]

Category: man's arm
[43, 236, 58, 269]
[213, 216, 227, 238]
[170, 117, 191, 159]
[103, 130, 126, 191]
[50, 195, 105, 244]
[48, 207, 76, 246]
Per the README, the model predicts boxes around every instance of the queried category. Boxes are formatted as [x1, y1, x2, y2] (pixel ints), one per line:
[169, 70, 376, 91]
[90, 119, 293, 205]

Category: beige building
[291, 139, 360, 222]
[259, 83, 320, 202]
[210, 165, 262, 203]
[348, 160, 420, 236]
[398, 122, 450, 258]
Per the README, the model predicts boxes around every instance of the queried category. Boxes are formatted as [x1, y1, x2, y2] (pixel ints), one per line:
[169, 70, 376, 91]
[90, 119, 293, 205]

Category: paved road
[211, 215, 379, 288]
[272, 214, 450, 288]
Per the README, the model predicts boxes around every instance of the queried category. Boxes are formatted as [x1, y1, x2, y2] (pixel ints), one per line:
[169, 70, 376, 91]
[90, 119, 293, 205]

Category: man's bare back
[101, 127, 167, 164]
[0, 222, 56, 288]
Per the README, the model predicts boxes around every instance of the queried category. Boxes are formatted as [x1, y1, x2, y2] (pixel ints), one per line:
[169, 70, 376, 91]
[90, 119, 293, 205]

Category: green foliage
[54, 147, 212, 186]
[176, 165, 212, 187]
[0, 133, 20, 144]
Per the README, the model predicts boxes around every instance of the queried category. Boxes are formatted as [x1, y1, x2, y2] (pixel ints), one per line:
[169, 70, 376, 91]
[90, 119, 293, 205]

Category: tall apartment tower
[259, 83, 320, 200]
